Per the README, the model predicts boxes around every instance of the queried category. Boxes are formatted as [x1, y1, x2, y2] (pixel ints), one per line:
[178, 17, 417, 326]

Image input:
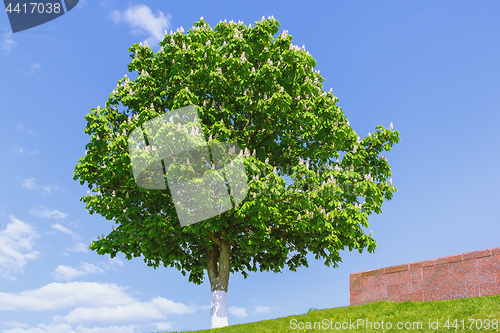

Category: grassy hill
[157, 294, 500, 332]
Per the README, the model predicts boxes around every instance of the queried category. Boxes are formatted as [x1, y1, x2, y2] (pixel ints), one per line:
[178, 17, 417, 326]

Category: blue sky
[1, 0, 500, 332]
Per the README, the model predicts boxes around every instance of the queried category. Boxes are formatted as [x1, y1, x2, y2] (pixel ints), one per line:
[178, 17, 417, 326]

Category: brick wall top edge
[350, 267, 384, 277]
[351, 246, 500, 275]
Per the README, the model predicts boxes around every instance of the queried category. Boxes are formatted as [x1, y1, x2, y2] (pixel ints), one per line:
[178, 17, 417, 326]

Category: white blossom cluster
[144, 145, 159, 153]
[389, 122, 393, 130]
[379, 155, 386, 161]
[189, 126, 200, 136]
[260, 15, 272, 22]
[364, 174, 374, 182]
[281, 30, 289, 39]
[233, 27, 243, 39]
[112, 75, 131, 95]
[354, 202, 362, 210]
[240, 51, 247, 63]
[239, 147, 252, 158]
[323, 174, 337, 186]
[320, 88, 333, 97]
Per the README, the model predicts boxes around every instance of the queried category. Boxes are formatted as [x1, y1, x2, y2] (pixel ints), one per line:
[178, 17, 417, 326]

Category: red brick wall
[350, 246, 500, 306]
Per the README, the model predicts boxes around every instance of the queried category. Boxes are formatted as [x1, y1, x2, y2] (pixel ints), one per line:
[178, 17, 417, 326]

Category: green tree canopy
[73, 16, 400, 328]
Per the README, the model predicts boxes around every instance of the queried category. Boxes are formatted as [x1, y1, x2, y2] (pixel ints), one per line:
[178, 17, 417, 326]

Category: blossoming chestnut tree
[73, 16, 400, 329]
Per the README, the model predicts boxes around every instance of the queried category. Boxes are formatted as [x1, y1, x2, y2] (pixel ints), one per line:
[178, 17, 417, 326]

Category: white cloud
[199, 305, 210, 311]
[228, 306, 247, 318]
[68, 220, 81, 228]
[2, 32, 17, 52]
[153, 322, 173, 331]
[21, 178, 64, 195]
[54, 298, 195, 325]
[0, 281, 196, 330]
[2, 321, 29, 328]
[0, 215, 40, 280]
[51, 224, 76, 238]
[254, 305, 271, 314]
[1, 323, 141, 333]
[15, 124, 38, 136]
[149, 297, 195, 315]
[29, 62, 40, 74]
[41, 184, 63, 195]
[77, 0, 87, 9]
[13, 146, 38, 154]
[98, 0, 112, 8]
[110, 5, 171, 47]
[14, 146, 25, 154]
[29, 206, 67, 219]
[0, 282, 136, 311]
[106, 256, 124, 267]
[22, 178, 38, 190]
[66, 243, 88, 253]
[52, 262, 105, 281]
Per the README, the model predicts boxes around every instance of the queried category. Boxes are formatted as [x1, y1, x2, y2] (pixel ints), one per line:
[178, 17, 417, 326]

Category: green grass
[153, 295, 500, 332]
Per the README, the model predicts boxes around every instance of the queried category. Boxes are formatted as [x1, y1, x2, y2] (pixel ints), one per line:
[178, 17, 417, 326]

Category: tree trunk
[207, 240, 231, 328]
